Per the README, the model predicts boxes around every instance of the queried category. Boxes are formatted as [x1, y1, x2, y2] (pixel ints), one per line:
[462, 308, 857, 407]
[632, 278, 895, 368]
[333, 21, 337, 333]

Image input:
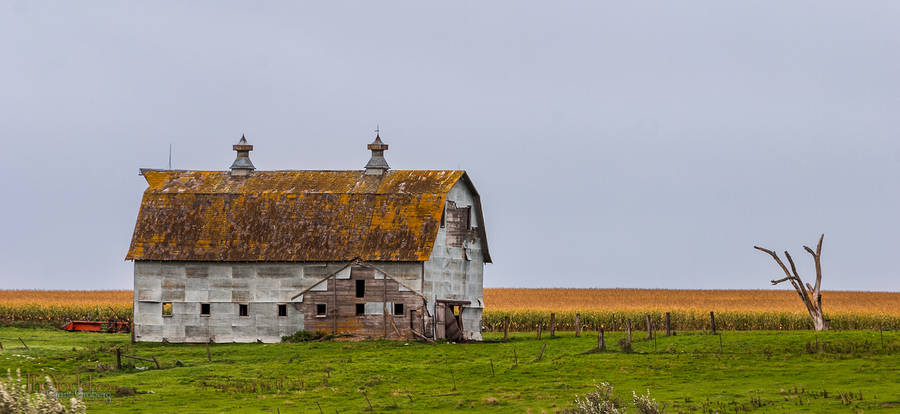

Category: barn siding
[133, 261, 422, 343]
[299, 266, 424, 339]
[423, 180, 485, 340]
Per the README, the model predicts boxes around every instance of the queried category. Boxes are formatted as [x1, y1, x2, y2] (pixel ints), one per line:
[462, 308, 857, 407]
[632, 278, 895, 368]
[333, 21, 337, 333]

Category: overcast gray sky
[2, 1, 898, 291]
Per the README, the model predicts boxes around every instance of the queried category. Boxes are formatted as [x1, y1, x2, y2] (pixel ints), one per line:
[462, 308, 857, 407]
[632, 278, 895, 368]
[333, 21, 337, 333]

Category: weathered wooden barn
[126, 134, 490, 343]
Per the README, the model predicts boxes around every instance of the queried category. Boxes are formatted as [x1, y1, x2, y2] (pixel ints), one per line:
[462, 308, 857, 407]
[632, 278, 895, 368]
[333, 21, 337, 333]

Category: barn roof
[125, 169, 491, 263]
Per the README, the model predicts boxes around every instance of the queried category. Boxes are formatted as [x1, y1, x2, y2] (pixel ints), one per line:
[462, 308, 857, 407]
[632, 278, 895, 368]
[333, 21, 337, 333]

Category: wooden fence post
[598, 328, 605, 350]
[665, 312, 672, 337]
[646, 314, 652, 340]
[503, 316, 510, 341]
[114, 348, 121, 370]
[626, 319, 632, 344]
[710, 311, 717, 334]
[575, 313, 581, 337]
[537, 321, 543, 340]
[550, 313, 556, 338]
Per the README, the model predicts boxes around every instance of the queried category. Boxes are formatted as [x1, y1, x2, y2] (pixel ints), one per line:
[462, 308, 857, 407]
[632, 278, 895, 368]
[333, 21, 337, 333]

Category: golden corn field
[1, 289, 899, 330]
[0, 290, 132, 327]
[482, 289, 900, 331]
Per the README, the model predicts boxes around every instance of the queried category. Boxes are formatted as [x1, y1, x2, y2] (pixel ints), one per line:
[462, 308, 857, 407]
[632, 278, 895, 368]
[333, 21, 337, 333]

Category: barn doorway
[435, 300, 470, 341]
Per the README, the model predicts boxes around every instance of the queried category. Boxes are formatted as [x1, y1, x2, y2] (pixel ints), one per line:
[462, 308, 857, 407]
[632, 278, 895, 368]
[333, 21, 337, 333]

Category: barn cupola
[230, 134, 255, 176]
[364, 131, 390, 175]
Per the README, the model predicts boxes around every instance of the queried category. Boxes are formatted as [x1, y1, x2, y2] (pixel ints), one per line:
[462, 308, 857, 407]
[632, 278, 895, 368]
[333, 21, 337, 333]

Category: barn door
[443, 305, 463, 341]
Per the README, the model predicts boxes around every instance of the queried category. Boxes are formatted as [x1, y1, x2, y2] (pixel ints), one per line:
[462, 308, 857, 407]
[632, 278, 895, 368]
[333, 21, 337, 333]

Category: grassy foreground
[1, 328, 898, 413]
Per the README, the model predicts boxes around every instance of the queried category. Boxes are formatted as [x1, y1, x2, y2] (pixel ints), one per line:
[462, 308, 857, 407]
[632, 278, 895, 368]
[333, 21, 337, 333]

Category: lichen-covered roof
[126, 170, 470, 262]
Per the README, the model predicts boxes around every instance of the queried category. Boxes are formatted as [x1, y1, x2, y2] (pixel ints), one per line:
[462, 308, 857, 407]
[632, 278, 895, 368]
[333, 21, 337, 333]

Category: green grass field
[1, 328, 898, 413]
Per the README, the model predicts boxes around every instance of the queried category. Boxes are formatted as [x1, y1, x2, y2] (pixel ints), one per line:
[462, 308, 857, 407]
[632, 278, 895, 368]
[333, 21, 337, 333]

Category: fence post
[503, 316, 510, 341]
[575, 313, 581, 337]
[710, 311, 717, 334]
[665, 312, 672, 337]
[598, 328, 605, 350]
[115, 348, 122, 370]
[626, 319, 632, 344]
[646, 314, 653, 340]
[550, 313, 556, 338]
[537, 321, 542, 340]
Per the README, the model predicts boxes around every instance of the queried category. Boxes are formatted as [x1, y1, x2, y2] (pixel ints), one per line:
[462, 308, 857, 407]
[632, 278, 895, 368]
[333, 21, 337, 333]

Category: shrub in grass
[565, 382, 625, 414]
[632, 389, 662, 414]
[565, 382, 663, 414]
[281, 330, 332, 343]
[0, 369, 86, 414]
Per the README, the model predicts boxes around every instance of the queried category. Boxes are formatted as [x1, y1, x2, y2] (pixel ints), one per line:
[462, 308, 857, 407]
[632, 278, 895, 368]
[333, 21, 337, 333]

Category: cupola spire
[230, 134, 255, 176]
[364, 128, 390, 175]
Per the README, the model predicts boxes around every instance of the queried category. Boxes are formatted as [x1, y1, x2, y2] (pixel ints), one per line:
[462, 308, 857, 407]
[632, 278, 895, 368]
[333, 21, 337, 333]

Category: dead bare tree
[754, 234, 828, 331]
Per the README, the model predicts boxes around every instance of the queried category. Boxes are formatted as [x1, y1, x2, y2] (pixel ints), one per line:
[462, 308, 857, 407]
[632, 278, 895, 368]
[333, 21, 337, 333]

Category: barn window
[394, 303, 404, 315]
[238, 304, 249, 317]
[277, 304, 288, 317]
[162, 302, 173, 317]
[316, 303, 327, 317]
[355, 280, 365, 298]
[464, 206, 472, 229]
[200, 303, 210, 316]
[356, 303, 365, 316]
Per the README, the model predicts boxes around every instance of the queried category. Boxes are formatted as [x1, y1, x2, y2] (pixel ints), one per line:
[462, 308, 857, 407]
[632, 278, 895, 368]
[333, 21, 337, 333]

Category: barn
[126, 134, 491, 343]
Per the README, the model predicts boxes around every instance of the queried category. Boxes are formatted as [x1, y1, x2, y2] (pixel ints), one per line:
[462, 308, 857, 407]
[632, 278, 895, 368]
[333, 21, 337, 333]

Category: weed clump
[0, 369, 86, 414]
[564, 382, 663, 414]
[632, 389, 662, 413]
[281, 330, 333, 343]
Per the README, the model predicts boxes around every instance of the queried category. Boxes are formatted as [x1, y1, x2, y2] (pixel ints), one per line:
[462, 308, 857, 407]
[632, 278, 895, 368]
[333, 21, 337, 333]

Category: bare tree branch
[784, 251, 812, 304]
[813, 234, 824, 293]
[771, 276, 797, 285]
[753, 246, 793, 279]
[816, 234, 823, 256]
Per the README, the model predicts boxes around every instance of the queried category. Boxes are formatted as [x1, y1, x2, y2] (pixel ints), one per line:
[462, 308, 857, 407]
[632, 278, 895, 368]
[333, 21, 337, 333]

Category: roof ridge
[141, 169, 465, 173]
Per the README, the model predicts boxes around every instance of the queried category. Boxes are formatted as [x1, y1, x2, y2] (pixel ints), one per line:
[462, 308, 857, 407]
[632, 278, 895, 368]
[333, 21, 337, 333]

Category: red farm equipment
[60, 320, 130, 333]
[60, 308, 131, 333]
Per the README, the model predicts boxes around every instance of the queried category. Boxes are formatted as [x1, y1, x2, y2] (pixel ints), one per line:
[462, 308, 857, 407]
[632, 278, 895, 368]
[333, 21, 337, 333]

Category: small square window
[316, 303, 327, 316]
[394, 303, 404, 315]
[356, 303, 365, 316]
[200, 303, 210, 316]
[239, 304, 249, 317]
[162, 302, 173, 317]
[277, 304, 288, 317]
[355, 279, 365, 298]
